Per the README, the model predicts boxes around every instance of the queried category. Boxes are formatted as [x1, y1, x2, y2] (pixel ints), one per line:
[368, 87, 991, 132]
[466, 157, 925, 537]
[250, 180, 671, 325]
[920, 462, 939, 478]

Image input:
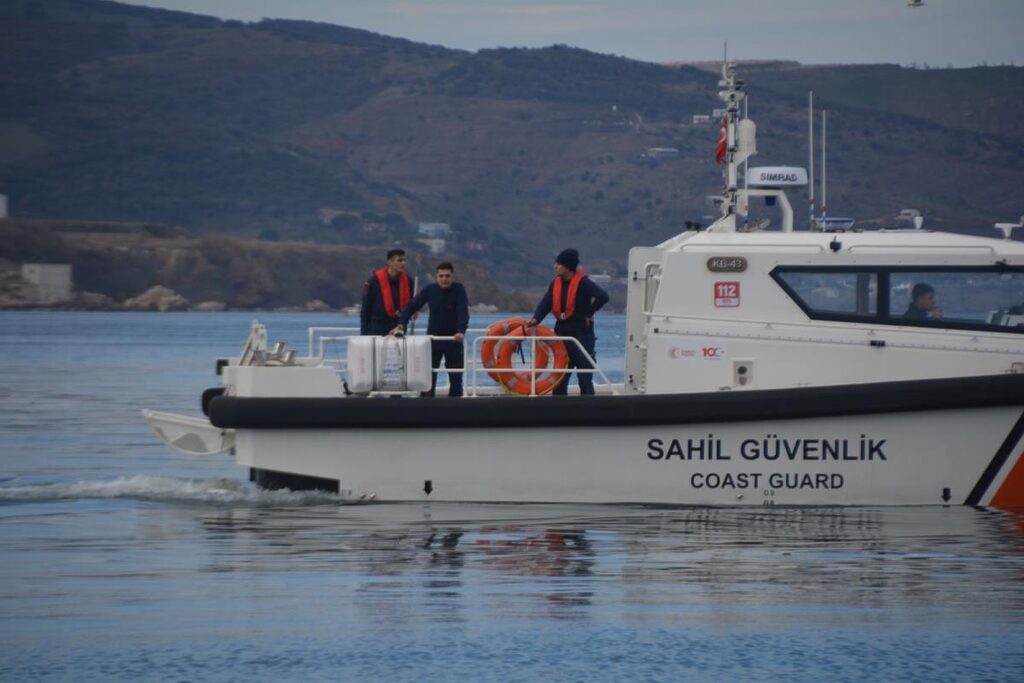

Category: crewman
[390, 261, 470, 397]
[360, 249, 413, 335]
[903, 282, 943, 321]
[525, 248, 609, 395]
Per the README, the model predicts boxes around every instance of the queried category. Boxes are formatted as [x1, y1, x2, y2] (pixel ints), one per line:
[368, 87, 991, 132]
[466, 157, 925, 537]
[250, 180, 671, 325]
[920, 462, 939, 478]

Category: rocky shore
[3, 283, 343, 313]
[0, 282, 511, 314]
[0, 219, 539, 313]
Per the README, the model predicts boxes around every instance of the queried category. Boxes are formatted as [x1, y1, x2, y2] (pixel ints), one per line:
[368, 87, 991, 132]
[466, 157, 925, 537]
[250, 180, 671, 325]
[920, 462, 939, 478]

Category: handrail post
[530, 334, 537, 396]
[471, 335, 480, 397]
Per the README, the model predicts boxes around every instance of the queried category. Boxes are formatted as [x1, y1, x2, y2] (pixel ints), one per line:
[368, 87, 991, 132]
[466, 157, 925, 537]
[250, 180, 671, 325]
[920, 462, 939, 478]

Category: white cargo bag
[346, 336, 432, 394]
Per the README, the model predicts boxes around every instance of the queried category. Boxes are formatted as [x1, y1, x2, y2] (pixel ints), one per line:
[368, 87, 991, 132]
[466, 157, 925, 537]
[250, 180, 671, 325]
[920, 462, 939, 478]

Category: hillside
[0, 217, 533, 310]
[2, 0, 1023, 296]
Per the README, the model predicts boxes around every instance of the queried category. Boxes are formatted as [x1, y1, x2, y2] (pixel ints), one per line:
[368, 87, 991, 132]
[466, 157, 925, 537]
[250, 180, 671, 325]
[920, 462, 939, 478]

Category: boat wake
[0, 475, 341, 506]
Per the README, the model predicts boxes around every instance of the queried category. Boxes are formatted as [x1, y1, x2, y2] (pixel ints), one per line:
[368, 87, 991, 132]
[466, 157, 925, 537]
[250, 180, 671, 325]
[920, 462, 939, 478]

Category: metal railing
[305, 326, 616, 396]
[469, 332, 613, 396]
[308, 326, 359, 359]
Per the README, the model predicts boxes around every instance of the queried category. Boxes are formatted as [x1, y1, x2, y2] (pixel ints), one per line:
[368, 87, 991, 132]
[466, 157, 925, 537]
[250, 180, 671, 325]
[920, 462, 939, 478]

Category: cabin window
[889, 270, 1024, 329]
[772, 266, 1024, 333]
[775, 270, 877, 317]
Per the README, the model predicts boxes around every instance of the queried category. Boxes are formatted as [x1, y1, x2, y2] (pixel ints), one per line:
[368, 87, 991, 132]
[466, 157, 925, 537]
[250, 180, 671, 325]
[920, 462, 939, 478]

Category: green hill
[2, 0, 1022, 294]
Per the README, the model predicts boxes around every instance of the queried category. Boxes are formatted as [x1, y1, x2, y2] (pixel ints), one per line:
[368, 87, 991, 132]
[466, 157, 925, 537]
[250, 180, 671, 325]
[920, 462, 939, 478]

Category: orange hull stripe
[991, 448, 1024, 508]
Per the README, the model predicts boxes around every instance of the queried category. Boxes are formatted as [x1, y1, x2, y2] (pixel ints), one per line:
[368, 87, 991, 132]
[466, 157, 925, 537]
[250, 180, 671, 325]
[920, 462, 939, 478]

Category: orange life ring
[480, 317, 569, 395]
[481, 318, 543, 383]
[481, 318, 531, 382]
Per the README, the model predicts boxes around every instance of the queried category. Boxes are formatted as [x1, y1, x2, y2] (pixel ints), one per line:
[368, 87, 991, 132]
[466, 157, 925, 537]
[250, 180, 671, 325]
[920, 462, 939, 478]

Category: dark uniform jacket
[398, 282, 469, 336]
[903, 304, 929, 320]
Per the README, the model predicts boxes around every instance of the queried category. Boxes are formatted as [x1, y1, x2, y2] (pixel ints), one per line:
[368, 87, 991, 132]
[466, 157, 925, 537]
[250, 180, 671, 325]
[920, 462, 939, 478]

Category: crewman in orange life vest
[360, 248, 413, 336]
[525, 248, 609, 395]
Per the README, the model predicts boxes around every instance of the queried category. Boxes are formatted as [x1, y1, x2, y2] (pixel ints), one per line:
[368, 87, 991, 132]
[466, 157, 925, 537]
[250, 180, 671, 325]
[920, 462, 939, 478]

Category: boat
[144, 61, 1024, 507]
[813, 216, 856, 230]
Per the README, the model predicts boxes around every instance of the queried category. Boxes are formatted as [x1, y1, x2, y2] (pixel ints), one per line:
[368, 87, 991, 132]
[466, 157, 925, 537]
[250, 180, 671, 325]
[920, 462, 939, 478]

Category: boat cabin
[625, 230, 1024, 395]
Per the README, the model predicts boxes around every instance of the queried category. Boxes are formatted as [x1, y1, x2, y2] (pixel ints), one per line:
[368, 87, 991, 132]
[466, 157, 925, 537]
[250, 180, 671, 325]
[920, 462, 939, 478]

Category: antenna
[808, 91, 815, 229]
[742, 91, 750, 228]
[821, 109, 827, 222]
[707, 55, 749, 232]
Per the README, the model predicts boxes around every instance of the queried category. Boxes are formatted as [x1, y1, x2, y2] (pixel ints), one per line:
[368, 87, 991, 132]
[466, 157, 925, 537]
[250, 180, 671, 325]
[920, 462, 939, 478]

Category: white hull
[232, 406, 1024, 506]
[142, 409, 234, 456]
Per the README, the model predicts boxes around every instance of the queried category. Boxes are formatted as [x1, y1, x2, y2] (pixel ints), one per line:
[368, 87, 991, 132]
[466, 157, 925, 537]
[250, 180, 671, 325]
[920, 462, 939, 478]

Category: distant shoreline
[0, 306, 626, 315]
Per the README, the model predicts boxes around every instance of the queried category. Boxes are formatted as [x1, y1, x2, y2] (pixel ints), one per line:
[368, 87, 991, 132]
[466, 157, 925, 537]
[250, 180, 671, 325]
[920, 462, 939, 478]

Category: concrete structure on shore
[21, 264, 72, 303]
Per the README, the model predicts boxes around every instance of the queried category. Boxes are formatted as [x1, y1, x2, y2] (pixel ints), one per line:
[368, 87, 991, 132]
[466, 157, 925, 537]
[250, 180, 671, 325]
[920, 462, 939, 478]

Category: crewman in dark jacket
[903, 282, 943, 321]
[360, 249, 413, 335]
[525, 248, 609, 395]
[391, 261, 470, 397]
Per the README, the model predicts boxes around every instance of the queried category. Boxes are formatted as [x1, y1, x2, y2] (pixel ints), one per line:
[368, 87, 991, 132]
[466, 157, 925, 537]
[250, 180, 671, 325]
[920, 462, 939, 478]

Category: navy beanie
[555, 248, 580, 271]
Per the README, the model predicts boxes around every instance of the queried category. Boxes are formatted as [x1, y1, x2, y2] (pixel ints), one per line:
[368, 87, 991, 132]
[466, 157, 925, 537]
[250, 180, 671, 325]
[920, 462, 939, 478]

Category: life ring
[481, 318, 536, 382]
[480, 317, 569, 395]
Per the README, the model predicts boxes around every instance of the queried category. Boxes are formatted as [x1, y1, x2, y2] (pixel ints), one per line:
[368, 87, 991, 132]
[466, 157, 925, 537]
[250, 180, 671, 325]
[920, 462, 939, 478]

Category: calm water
[1, 311, 1023, 682]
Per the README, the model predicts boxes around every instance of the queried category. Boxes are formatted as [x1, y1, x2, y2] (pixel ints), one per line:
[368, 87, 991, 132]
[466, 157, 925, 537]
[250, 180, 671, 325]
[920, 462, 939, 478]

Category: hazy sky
[119, 0, 1023, 67]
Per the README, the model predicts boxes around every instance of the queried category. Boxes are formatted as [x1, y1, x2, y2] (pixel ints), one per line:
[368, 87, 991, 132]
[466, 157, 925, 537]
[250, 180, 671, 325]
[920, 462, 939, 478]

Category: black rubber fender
[201, 387, 226, 417]
[207, 374, 1024, 430]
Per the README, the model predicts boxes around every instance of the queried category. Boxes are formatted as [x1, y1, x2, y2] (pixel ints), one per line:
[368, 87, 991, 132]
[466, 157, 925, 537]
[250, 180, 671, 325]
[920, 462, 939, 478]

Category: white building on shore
[21, 264, 72, 303]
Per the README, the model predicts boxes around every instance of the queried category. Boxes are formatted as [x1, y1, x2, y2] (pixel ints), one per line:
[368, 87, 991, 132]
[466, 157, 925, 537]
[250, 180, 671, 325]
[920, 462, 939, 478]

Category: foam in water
[0, 475, 341, 506]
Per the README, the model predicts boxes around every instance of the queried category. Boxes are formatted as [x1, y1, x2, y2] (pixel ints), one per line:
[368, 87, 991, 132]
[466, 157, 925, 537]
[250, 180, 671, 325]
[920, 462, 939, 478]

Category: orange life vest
[552, 271, 585, 321]
[374, 268, 411, 318]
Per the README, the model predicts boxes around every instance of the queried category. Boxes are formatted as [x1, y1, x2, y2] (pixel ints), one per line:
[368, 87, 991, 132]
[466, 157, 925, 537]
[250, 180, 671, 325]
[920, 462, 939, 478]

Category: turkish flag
[715, 116, 728, 163]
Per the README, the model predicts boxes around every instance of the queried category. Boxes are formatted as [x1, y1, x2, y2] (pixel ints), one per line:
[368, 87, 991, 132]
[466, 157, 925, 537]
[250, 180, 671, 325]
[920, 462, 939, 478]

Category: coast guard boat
[145, 62, 1024, 507]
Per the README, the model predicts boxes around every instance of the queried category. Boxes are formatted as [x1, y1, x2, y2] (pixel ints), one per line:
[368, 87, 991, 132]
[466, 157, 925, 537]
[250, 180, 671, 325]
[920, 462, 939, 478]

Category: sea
[1, 311, 1023, 682]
